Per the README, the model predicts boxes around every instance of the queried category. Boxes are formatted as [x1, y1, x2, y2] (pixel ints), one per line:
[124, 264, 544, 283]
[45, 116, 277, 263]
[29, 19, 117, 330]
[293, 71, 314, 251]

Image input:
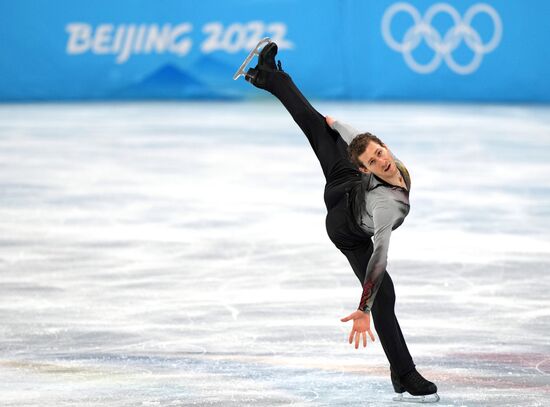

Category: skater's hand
[325, 115, 336, 127]
[340, 310, 376, 349]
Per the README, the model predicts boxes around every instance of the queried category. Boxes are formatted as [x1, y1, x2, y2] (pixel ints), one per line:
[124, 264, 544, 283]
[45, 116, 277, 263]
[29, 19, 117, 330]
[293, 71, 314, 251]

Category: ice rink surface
[0, 101, 549, 406]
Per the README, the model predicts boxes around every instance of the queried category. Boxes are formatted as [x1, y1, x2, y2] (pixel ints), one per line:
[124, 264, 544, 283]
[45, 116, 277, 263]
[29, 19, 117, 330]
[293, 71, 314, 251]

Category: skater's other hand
[325, 115, 336, 127]
[341, 310, 376, 349]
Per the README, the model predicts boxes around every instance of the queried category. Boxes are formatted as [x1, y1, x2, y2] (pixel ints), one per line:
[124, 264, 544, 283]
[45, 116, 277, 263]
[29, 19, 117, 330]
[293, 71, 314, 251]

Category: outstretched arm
[340, 197, 394, 349]
[358, 197, 394, 313]
[326, 116, 361, 145]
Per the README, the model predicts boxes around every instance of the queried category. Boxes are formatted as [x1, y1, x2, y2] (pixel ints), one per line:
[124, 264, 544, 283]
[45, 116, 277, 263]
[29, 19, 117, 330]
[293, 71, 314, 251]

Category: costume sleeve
[329, 120, 361, 145]
[358, 198, 394, 313]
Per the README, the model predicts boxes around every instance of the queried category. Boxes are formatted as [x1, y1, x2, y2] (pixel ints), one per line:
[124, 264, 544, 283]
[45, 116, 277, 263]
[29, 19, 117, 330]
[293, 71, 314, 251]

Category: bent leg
[267, 72, 353, 179]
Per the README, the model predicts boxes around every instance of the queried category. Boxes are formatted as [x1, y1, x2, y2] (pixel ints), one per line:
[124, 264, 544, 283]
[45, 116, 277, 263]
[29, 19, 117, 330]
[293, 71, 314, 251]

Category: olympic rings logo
[381, 2, 502, 74]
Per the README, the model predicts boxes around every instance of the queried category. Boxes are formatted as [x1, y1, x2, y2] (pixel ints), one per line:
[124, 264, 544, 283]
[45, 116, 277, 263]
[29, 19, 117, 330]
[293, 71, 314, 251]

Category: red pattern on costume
[359, 279, 375, 310]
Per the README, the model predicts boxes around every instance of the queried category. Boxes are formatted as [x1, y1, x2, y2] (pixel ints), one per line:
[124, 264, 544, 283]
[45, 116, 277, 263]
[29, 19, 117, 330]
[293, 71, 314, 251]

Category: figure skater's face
[358, 142, 399, 178]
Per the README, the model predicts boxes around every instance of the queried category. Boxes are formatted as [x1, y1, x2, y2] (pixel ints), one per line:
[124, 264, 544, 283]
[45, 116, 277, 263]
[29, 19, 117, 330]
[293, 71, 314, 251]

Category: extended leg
[268, 73, 354, 180]
[242, 42, 352, 180]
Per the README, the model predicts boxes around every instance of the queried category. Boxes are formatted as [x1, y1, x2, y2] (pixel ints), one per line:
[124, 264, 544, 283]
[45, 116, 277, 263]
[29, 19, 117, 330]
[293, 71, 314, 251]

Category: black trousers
[265, 72, 416, 377]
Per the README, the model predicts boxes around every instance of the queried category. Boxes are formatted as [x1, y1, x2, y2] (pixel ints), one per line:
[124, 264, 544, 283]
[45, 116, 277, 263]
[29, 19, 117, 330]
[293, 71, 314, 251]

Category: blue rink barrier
[0, 0, 549, 102]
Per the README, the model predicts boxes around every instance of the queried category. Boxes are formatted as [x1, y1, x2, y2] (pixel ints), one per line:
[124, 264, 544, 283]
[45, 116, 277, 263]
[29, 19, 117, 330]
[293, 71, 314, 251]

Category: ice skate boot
[391, 368, 406, 393]
[233, 37, 284, 90]
[391, 368, 440, 403]
[233, 37, 272, 80]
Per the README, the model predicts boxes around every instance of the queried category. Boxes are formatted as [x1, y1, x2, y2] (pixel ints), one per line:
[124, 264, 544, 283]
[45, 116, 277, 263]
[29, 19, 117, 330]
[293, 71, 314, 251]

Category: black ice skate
[391, 368, 440, 403]
[233, 37, 284, 90]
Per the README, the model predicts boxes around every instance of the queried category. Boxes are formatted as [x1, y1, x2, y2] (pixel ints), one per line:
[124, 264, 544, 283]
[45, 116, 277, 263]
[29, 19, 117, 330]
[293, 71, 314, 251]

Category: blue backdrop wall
[1, 0, 549, 102]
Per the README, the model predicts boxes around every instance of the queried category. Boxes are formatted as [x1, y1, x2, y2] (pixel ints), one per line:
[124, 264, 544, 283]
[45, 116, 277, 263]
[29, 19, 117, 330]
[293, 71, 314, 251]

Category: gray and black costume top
[330, 120, 412, 312]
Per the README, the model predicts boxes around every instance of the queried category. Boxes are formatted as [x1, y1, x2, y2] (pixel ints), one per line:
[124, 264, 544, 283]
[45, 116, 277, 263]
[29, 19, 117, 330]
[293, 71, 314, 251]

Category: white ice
[0, 101, 549, 406]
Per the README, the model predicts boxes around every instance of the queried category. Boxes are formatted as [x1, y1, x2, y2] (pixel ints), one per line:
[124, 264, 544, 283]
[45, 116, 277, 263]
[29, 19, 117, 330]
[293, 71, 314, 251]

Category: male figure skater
[236, 40, 439, 403]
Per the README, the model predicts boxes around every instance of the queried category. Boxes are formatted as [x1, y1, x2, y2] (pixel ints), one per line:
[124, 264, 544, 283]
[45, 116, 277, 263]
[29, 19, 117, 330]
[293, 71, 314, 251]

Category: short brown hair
[347, 132, 386, 169]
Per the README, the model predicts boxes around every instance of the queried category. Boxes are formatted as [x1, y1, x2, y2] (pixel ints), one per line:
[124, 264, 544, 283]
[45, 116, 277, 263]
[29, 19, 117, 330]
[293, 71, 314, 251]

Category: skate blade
[392, 393, 440, 403]
[232, 37, 272, 80]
